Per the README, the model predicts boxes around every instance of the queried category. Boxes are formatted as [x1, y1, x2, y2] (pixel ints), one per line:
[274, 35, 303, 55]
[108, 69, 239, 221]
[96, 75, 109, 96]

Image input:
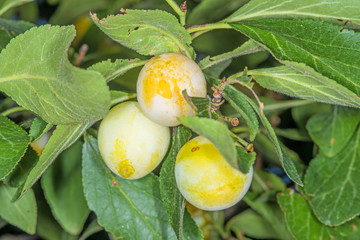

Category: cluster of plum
[97, 53, 252, 211]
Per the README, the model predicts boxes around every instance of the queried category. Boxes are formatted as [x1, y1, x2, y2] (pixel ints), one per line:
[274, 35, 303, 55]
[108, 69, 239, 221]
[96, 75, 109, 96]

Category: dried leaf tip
[91, 12, 99, 21]
[180, 1, 187, 12]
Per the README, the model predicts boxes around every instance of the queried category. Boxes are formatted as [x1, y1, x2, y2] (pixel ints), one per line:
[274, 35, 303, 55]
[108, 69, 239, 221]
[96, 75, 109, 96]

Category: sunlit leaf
[0, 25, 110, 124]
[0, 184, 36, 234]
[231, 20, 360, 95]
[225, 0, 360, 27]
[42, 141, 90, 235]
[278, 189, 360, 239]
[307, 106, 360, 156]
[91, 10, 195, 59]
[0, 114, 30, 179]
[304, 127, 360, 226]
[82, 135, 176, 239]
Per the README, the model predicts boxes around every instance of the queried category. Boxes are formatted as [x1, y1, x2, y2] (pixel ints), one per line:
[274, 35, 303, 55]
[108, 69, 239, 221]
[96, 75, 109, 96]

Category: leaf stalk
[1, 107, 26, 117]
[165, 0, 187, 26]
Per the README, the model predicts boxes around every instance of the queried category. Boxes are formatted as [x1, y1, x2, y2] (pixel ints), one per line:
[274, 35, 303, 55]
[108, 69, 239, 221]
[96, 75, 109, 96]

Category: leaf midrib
[226, 1, 360, 22]
[250, 71, 360, 107]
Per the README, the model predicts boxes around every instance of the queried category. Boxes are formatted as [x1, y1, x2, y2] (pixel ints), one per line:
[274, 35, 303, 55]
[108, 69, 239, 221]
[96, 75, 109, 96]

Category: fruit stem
[231, 126, 249, 134]
[187, 23, 232, 39]
[230, 131, 249, 148]
[165, 0, 187, 26]
[1, 106, 26, 117]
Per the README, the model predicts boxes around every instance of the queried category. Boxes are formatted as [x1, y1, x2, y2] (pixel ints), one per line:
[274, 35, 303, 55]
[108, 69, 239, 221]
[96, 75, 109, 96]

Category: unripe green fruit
[175, 136, 253, 211]
[137, 53, 207, 127]
[98, 101, 170, 179]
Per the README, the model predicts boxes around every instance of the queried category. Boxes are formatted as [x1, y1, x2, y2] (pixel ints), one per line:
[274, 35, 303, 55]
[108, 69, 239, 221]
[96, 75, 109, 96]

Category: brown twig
[75, 44, 89, 67]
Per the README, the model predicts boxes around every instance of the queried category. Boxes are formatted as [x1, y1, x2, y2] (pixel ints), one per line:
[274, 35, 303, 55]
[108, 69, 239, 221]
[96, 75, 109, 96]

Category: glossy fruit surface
[98, 101, 170, 179]
[137, 53, 207, 126]
[175, 136, 253, 211]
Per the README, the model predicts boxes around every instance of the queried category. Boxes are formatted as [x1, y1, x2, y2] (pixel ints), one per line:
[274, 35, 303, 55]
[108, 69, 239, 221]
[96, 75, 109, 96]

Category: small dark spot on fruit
[191, 146, 200, 152]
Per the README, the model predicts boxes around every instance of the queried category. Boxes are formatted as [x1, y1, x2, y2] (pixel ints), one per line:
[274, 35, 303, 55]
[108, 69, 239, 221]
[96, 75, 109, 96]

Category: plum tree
[175, 136, 253, 211]
[97, 101, 170, 179]
[137, 53, 207, 127]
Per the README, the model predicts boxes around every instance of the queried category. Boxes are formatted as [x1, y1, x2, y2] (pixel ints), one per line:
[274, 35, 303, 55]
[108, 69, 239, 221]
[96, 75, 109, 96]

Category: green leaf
[307, 106, 360, 157]
[181, 93, 217, 119]
[230, 19, 360, 95]
[262, 98, 313, 114]
[278, 189, 360, 239]
[187, 0, 248, 25]
[304, 126, 360, 226]
[274, 128, 311, 142]
[226, 209, 279, 239]
[179, 116, 237, 169]
[79, 219, 103, 240]
[110, 90, 136, 106]
[159, 126, 203, 240]
[234, 89, 303, 186]
[88, 58, 147, 83]
[29, 116, 52, 141]
[41, 141, 90, 235]
[36, 184, 72, 240]
[253, 133, 280, 165]
[0, 18, 34, 50]
[292, 102, 331, 131]
[0, 114, 30, 179]
[0, 0, 34, 16]
[203, 60, 231, 79]
[249, 64, 360, 108]
[199, 40, 263, 71]
[244, 193, 293, 240]
[3, 147, 38, 187]
[91, 10, 195, 59]
[0, 25, 110, 125]
[222, 84, 259, 141]
[251, 168, 286, 194]
[0, 217, 6, 229]
[82, 135, 176, 239]
[236, 146, 255, 174]
[14, 123, 91, 201]
[0, 184, 36, 234]
[208, 211, 225, 239]
[207, 77, 302, 185]
[225, 0, 360, 27]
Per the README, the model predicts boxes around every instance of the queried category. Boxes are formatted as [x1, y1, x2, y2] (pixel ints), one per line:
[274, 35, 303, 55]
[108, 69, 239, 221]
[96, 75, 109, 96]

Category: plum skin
[175, 136, 253, 211]
[137, 53, 207, 127]
[97, 101, 170, 180]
